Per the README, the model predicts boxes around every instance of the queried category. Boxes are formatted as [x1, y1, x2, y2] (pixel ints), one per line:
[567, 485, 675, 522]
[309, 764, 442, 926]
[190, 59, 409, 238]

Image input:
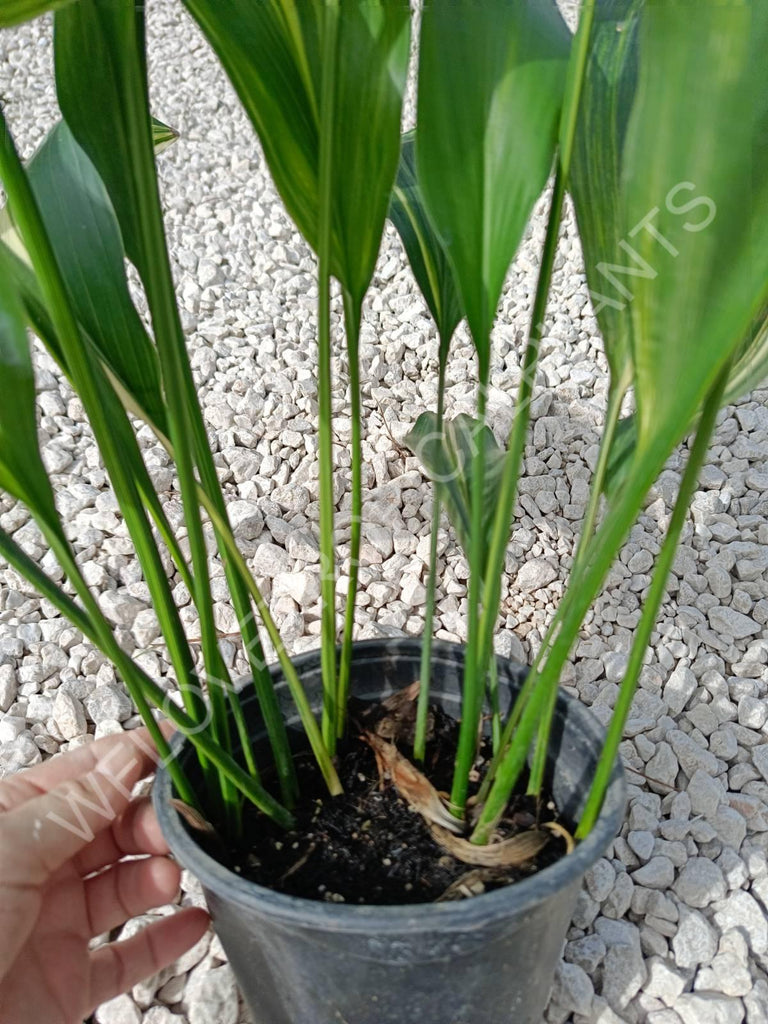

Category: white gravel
[2, 6, 768, 1024]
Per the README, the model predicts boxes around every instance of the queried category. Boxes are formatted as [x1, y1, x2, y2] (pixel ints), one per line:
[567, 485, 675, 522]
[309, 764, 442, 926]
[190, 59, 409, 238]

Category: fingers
[75, 797, 169, 877]
[84, 856, 181, 936]
[1, 737, 154, 885]
[0, 724, 174, 815]
[88, 908, 210, 1008]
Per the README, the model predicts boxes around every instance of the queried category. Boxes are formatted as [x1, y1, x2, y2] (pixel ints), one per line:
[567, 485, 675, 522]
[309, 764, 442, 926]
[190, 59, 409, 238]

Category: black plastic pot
[155, 639, 625, 1024]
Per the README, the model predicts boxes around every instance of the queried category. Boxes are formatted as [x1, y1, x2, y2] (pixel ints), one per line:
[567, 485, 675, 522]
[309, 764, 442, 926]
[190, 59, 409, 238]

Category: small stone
[628, 830, 655, 861]
[183, 963, 238, 1024]
[708, 606, 761, 641]
[251, 542, 292, 577]
[516, 557, 558, 592]
[286, 529, 320, 562]
[673, 857, 726, 908]
[738, 696, 767, 730]
[98, 590, 148, 627]
[94, 994, 141, 1024]
[632, 856, 675, 890]
[672, 906, 718, 969]
[400, 574, 426, 608]
[0, 717, 26, 743]
[52, 690, 87, 740]
[713, 890, 768, 954]
[273, 569, 321, 607]
[132, 609, 161, 648]
[687, 769, 724, 818]
[85, 684, 134, 724]
[0, 734, 42, 770]
[644, 956, 686, 1005]
[0, 664, 18, 712]
[564, 933, 606, 974]
[668, 730, 718, 778]
[695, 951, 752, 998]
[753, 743, 768, 783]
[674, 993, 745, 1024]
[646, 742, 679, 787]
[585, 858, 616, 902]
[25, 693, 53, 723]
[599, 927, 646, 1011]
[228, 500, 264, 540]
[712, 806, 747, 851]
[550, 960, 594, 1016]
[663, 665, 697, 715]
[197, 258, 223, 288]
[603, 871, 635, 918]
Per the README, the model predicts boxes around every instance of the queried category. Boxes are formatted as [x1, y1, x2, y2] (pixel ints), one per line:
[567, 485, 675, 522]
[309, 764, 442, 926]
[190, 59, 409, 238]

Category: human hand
[0, 727, 209, 1024]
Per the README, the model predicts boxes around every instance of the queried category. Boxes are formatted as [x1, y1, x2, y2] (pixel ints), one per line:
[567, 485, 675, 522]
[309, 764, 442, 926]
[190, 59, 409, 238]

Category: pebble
[0, 664, 18, 712]
[95, 995, 142, 1024]
[632, 856, 675, 890]
[85, 684, 134, 724]
[713, 891, 768, 955]
[674, 993, 745, 1024]
[183, 963, 238, 1024]
[52, 690, 87, 740]
[672, 907, 719, 969]
[673, 857, 726, 908]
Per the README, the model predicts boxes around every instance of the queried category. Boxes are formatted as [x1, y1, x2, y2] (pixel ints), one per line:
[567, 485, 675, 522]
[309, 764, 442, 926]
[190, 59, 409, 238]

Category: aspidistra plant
[1, 0, 766, 853]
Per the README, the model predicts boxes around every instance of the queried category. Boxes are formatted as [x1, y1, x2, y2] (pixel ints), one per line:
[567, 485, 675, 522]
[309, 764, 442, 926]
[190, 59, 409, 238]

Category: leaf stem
[337, 286, 363, 736]
[317, 0, 341, 754]
[449, 375, 488, 816]
[575, 363, 729, 838]
[414, 357, 448, 762]
[527, 371, 629, 796]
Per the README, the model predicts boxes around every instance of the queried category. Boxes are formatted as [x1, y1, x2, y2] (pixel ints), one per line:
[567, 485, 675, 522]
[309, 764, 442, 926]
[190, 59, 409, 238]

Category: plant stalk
[527, 371, 629, 796]
[575, 364, 729, 837]
[414, 357, 448, 762]
[449, 375, 488, 816]
[317, 0, 341, 753]
[337, 286, 363, 736]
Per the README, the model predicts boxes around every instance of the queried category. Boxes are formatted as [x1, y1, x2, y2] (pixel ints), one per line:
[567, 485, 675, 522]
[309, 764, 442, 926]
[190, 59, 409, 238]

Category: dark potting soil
[206, 698, 569, 906]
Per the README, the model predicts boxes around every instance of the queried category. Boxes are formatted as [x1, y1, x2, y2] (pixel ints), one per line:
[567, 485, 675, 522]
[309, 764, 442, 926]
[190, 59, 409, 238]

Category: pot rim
[154, 638, 626, 933]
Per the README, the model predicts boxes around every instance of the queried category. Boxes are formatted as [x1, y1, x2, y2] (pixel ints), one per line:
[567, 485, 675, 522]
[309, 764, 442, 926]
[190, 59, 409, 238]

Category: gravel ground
[2, 7, 768, 1024]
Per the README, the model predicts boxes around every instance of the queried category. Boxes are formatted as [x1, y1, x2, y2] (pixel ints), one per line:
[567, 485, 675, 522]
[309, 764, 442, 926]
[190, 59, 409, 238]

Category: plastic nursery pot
[154, 639, 626, 1024]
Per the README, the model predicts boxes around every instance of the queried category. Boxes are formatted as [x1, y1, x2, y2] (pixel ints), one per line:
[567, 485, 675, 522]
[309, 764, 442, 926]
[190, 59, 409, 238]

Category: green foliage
[2, 0, 768, 855]
[0, 246, 60, 524]
[416, 0, 570, 373]
[406, 413, 506, 573]
[389, 132, 463, 362]
[26, 122, 167, 432]
[182, 0, 409, 305]
[0, 0, 74, 27]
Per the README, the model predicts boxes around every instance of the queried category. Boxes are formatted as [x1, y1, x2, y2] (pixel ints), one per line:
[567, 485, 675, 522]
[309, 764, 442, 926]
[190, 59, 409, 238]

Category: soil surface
[206, 698, 569, 906]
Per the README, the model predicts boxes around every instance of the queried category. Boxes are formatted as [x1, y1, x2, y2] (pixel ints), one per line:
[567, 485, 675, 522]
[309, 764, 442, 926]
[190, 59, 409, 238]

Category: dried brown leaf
[363, 731, 463, 834]
[429, 823, 549, 867]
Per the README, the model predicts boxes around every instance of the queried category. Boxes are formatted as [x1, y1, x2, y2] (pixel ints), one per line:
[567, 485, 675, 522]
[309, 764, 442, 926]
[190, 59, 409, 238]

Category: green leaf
[406, 412, 506, 571]
[0, 0, 74, 27]
[389, 131, 463, 357]
[0, 246, 59, 524]
[723, 302, 768, 408]
[54, 2, 155, 283]
[24, 121, 167, 433]
[416, 0, 570, 372]
[182, 0, 409, 304]
[569, 0, 641, 384]
[151, 116, 179, 153]
[613, 4, 767, 456]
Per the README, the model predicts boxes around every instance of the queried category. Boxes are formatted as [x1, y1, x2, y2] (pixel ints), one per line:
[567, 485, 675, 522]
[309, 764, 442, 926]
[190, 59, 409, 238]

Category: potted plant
[0, 1, 765, 1023]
